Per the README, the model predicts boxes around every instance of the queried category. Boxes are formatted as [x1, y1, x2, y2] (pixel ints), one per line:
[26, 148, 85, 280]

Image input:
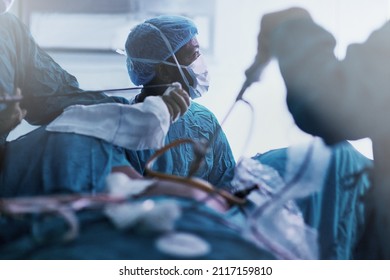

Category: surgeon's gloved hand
[246, 7, 312, 84]
[0, 88, 27, 134]
[161, 82, 190, 122]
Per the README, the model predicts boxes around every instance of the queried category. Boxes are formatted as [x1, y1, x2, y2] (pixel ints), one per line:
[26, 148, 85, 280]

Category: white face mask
[183, 55, 210, 99]
[0, 0, 15, 14]
[163, 55, 210, 99]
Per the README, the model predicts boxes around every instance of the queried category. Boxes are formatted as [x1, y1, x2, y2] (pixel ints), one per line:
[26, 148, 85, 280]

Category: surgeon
[245, 7, 375, 259]
[124, 15, 235, 189]
[121, 15, 372, 260]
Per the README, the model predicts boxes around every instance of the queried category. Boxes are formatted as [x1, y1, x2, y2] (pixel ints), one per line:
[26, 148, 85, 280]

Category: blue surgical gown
[127, 102, 236, 189]
[254, 141, 372, 259]
[0, 126, 131, 197]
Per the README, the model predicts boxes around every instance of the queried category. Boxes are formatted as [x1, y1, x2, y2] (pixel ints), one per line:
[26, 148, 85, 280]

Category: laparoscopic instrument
[0, 94, 23, 103]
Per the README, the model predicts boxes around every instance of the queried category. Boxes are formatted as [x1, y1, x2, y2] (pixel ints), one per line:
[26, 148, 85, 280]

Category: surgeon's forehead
[174, 37, 200, 65]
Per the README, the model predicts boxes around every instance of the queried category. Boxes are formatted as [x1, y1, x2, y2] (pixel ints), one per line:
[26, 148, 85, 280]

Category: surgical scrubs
[127, 102, 236, 189]
[254, 141, 372, 259]
[0, 126, 131, 197]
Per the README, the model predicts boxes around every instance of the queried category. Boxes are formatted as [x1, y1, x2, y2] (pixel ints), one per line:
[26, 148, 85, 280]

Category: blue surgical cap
[125, 15, 198, 85]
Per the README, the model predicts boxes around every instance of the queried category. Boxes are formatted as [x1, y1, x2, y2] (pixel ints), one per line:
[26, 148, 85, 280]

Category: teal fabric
[253, 141, 372, 259]
[0, 126, 131, 197]
[0, 197, 275, 260]
[127, 102, 236, 189]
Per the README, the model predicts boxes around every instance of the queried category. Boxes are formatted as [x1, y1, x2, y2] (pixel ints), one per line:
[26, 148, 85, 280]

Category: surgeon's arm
[254, 7, 390, 144]
[22, 90, 130, 126]
[46, 86, 190, 151]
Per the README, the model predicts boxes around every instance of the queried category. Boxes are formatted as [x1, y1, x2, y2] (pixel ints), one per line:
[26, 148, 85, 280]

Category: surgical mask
[0, 0, 15, 14]
[162, 55, 210, 99]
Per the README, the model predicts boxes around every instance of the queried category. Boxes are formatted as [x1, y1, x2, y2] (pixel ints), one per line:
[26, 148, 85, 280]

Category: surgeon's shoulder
[189, 101, 218, 120]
